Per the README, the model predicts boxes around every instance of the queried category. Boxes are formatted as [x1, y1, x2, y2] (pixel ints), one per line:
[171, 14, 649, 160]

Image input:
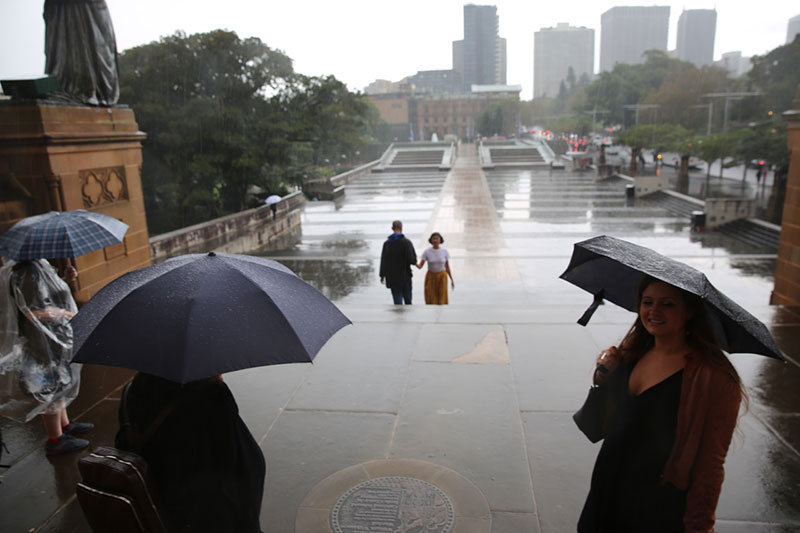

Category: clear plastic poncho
[0, 259, 81, 422]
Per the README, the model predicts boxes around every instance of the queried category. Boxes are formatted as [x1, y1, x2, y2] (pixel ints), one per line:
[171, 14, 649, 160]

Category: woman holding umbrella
[576, 275, 744, 532]
[0, 210, 128, 455]
[0, 259, 93, 455]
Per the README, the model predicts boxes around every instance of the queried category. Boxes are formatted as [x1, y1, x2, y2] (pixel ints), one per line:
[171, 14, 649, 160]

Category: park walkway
[0, 145, 799, 532]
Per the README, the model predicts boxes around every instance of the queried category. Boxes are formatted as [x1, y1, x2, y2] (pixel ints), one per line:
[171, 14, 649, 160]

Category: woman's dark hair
[619, 276, 742, 388]
[428, 232, 444, 244]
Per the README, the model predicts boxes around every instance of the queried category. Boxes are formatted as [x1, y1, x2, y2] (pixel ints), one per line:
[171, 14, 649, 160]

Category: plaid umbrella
[0, 210, 128, 260]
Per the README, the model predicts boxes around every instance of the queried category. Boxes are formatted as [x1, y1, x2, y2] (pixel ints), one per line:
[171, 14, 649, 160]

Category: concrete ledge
[705, 197, 756, 229]
[149, 191, 304, 262]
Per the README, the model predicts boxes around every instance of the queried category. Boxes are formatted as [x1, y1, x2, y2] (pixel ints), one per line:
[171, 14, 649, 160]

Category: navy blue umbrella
[560, 235, 784, 360]
[70, 252, 351, 383]
[0, 210, 128, 260]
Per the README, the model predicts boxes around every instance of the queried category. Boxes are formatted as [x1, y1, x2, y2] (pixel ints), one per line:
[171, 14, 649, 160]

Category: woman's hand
[62, 266, 78, 282]
[593, 346, 620, 386]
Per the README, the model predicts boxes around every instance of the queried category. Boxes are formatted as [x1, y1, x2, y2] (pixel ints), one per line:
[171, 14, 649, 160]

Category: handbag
[76, 382, 176, 533]
[572, 385, 608, 443]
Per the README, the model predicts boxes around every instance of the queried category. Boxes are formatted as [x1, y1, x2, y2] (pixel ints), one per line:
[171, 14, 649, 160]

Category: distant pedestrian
[417, 232, 454, 305]
[756, 167, 763, 184]
[379, 220, 417, 305]
[265, 195, 281, 219]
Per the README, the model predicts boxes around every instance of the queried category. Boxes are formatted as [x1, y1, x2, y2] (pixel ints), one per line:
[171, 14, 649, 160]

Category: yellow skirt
[424, 270, 449, 305]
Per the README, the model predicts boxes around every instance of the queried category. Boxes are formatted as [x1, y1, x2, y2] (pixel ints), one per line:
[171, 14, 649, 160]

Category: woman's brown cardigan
[662, 353, 741, 533]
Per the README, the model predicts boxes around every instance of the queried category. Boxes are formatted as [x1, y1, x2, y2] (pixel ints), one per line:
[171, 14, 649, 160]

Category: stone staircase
[488, 147, 545, 165]
[714, 219, 781, 251]
[390, 149, 444, 166]
[643, 190, 701, 218]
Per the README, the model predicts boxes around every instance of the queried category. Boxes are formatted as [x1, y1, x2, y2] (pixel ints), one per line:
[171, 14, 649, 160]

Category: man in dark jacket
[379, 220, 417, 304]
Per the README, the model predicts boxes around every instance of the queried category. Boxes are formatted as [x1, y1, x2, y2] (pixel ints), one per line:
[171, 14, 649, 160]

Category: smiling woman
[576, 275, 744, 533]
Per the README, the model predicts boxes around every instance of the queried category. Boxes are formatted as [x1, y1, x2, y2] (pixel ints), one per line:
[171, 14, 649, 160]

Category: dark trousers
[390, 280, 412, 305]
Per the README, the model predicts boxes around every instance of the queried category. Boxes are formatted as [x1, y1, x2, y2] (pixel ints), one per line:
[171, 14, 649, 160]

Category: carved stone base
[0, 102, 151, 303]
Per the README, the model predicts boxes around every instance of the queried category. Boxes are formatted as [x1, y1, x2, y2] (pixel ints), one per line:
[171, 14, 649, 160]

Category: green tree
[619, 124, 694, 186]
[747, 36, 800, 115]
[581, 51, 695, 125]
[644, 66, 731, 131]
[693, 133, 731, 179]
[284, 75, 371, 165]
[118, 30, 375, 234]
[617, 124, 666, 175]
[566, 66, 576, 93]
[119, 30, 295, 231]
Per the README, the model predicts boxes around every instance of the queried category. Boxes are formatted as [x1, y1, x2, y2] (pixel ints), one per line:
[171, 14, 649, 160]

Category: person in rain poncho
[0, 259, 93, 455]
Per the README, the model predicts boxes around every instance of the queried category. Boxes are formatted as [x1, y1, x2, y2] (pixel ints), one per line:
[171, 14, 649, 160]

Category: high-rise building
[600, 6, 670, 72]
[403, 70, 463, 95]
[534, 23, 594, 99]
[788, 14, 800, 44]
[453, 4, 506, 92]
[716, 51, 752, 78]
[676, 9, 717, 67]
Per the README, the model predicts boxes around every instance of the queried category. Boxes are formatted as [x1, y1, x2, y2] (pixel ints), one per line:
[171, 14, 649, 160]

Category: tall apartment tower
[676, 9, 717, 67]
[453, 4, 506, 91]
[788, 14, 800, 44]
[534, 23, 594, 99]
[600, 6, 670, 72]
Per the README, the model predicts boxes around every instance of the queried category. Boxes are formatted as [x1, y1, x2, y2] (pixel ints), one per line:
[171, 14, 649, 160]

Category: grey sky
[1, 0, 797, 100]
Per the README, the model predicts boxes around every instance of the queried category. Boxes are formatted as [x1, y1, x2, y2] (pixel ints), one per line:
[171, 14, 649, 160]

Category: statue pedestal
[0, 102, 151, 304]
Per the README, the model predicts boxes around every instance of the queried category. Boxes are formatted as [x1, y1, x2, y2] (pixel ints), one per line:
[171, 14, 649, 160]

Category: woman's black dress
[578, 368, 687, 533]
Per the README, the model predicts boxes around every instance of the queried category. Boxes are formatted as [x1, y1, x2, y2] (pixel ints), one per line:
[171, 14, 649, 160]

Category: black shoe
[62, 422, 94, 436]
[45, 434, 89, 456]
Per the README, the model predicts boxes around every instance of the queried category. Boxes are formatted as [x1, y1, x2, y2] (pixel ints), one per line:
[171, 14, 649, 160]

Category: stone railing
[149, 191, 305, 262]
[704, 197, 756, 229]
[304, 160, 381, 200]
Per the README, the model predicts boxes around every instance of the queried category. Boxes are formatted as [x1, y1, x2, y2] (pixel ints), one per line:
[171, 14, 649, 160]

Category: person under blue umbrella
[1, 258, 93, 455]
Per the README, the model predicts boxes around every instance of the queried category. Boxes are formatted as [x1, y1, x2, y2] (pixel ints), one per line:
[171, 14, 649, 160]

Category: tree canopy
[119, 30, 382, 234]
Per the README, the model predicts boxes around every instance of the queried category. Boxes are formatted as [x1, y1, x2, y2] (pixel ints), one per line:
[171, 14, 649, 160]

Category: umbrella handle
[577, 290, 605, 326]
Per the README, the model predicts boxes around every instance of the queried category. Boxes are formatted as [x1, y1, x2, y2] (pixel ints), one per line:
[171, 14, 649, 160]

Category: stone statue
[43, 0, 119, 106]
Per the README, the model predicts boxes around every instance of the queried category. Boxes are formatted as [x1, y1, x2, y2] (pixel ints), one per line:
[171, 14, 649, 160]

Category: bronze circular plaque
[331, 476, 455, 533]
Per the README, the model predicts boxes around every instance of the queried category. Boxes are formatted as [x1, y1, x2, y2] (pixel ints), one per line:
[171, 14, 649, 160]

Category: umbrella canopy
[71, 252, 351, 383]
[560, 235, 784, 360]
[0, 210, 128, 260]
[264, 195, 281, 205]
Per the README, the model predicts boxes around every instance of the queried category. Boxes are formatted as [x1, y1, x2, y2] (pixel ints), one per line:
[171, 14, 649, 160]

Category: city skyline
[1, 1, 797, 101]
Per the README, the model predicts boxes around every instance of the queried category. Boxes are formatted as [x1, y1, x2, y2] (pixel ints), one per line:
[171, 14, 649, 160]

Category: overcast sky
[1, 0, 797, 100]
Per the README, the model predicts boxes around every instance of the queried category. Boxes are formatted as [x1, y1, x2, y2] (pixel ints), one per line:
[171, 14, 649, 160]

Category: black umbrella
[70, 252, 351, 383]
[559, 235, 784, 360]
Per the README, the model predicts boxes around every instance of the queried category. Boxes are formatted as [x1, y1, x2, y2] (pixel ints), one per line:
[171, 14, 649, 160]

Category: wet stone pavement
[1, 144, 799, 532]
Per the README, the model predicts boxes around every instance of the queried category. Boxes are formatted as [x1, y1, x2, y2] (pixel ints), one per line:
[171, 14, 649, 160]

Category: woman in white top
[417, 232, 454, 305]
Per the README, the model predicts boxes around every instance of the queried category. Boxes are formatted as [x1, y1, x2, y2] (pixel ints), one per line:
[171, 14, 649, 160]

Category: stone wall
[633, 174, 669, 197]
[772, 88, 800, 305]
[704, 197, 757, 229]
[149, 191, 304, 263]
